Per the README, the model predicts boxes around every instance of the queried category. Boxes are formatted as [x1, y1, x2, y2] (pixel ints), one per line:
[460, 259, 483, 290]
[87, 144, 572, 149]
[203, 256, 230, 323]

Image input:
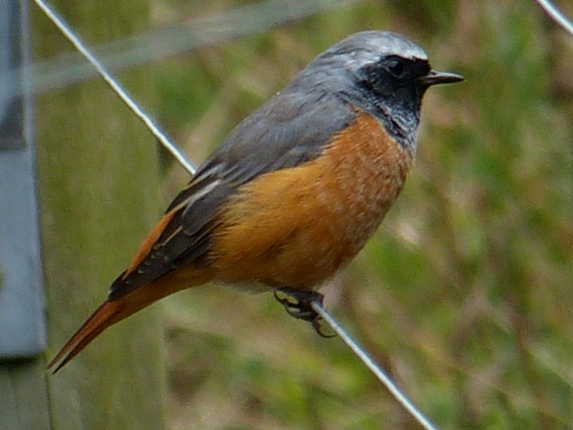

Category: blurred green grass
[151, 1, 573, 428]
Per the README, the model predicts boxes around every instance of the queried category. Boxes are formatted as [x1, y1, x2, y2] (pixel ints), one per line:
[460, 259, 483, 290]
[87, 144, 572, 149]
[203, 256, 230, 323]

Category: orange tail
[47, 267, 216, 374]
[46, 300, 124, 374]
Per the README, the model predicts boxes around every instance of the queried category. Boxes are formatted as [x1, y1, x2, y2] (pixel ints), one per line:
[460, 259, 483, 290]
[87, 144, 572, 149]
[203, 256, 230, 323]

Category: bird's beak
[418, 70, 464, 87]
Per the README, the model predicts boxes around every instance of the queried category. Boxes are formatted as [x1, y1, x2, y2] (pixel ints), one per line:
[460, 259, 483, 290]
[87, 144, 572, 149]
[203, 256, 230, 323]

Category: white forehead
[319, 31, 428, 69]
[357, 31, 428, 59]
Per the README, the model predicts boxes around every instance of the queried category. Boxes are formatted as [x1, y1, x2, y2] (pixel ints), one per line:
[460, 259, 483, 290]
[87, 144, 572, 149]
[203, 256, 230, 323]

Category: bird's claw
[274, 287, 335, 338]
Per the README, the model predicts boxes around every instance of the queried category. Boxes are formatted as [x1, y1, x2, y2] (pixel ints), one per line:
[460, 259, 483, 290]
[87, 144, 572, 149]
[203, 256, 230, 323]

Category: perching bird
[47, 30, 463, 373]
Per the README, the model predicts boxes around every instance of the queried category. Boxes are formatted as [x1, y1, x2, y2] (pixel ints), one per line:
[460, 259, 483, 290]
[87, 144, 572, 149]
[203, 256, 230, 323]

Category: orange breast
[210, 110, 414, 290]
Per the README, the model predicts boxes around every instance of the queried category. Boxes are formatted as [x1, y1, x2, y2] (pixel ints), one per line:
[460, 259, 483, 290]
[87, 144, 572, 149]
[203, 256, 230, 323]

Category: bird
[47, 30, 463, 373]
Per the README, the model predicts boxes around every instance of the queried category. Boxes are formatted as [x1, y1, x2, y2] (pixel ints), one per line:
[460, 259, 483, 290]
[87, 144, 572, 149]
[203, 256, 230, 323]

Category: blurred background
[35, 0, 573, 429]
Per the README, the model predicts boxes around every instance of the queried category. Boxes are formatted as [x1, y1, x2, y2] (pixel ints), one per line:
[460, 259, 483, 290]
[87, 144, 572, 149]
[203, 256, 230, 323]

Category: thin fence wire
[311, 300, 438, 430]
[2, 0, 363, 102]
[535, 0, 573, 38]
[32, 0, 195, 175]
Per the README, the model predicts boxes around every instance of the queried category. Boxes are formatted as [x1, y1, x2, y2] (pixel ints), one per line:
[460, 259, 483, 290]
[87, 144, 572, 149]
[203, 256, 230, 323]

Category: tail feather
[47, 267, 216, 374]
[47, 300, 123, 373]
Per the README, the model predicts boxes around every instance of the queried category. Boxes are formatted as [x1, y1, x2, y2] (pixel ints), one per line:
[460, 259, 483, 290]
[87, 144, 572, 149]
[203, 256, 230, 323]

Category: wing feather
[108, 91, 355, 300]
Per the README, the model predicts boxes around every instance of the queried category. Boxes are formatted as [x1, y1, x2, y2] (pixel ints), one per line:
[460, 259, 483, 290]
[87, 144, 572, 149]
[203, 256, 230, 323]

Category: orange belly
[210, 111, 414, 290]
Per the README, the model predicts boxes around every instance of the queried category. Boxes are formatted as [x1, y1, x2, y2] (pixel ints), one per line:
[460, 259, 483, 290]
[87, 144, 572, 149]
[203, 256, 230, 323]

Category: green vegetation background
[46, 0, 573, 429]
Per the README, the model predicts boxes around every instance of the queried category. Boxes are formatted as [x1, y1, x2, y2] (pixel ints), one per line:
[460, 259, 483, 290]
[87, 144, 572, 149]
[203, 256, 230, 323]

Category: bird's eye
[385, 58, 406, 78]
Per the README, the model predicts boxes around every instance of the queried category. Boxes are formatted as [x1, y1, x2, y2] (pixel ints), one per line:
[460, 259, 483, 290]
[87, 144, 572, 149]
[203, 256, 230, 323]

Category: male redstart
[48, 31, 463, 373]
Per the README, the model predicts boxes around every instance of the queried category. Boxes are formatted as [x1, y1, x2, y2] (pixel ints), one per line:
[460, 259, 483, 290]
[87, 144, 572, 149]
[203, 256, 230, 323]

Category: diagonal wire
[32, 0, 196, 175]
[311, 301, 438, 430]
[1, 0, 365, 102]
[535, 0, 573, 37]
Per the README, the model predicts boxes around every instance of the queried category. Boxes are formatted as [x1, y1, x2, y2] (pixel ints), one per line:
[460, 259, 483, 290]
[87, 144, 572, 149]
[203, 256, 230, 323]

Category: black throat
[340, 77, 424, 151]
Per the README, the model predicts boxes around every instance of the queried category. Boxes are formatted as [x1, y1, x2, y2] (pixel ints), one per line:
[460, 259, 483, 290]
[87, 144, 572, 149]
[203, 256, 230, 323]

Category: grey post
[0, 0, 46, 359]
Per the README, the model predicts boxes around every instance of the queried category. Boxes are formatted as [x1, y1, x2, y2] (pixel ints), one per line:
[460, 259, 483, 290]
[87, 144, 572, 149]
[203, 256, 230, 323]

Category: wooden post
[34, 0, 167, 429]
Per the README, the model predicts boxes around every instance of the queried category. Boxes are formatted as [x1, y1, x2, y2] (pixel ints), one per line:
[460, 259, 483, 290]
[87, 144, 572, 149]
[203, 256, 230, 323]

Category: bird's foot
[273, 287, 335, 338]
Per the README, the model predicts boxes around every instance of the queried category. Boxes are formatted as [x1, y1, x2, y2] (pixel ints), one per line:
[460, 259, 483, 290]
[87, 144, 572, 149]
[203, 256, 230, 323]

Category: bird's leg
[273, 287, 335, 338]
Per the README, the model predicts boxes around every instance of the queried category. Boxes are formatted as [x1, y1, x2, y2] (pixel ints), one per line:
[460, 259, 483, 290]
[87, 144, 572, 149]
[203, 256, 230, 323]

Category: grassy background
[44, 0, 573, 428]
[149, 1, 573, 429]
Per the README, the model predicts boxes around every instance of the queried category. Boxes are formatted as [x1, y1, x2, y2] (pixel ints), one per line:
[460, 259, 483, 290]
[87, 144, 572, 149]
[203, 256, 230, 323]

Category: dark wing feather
[108, 90, 355, 300]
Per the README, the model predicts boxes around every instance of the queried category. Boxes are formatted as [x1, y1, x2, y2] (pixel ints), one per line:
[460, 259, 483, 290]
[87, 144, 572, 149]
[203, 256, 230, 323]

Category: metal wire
[2, 0, 364, 101]
[535, 0, 573, 37]
[311, 301, 438, 430]
[33, 0, 196, 174]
